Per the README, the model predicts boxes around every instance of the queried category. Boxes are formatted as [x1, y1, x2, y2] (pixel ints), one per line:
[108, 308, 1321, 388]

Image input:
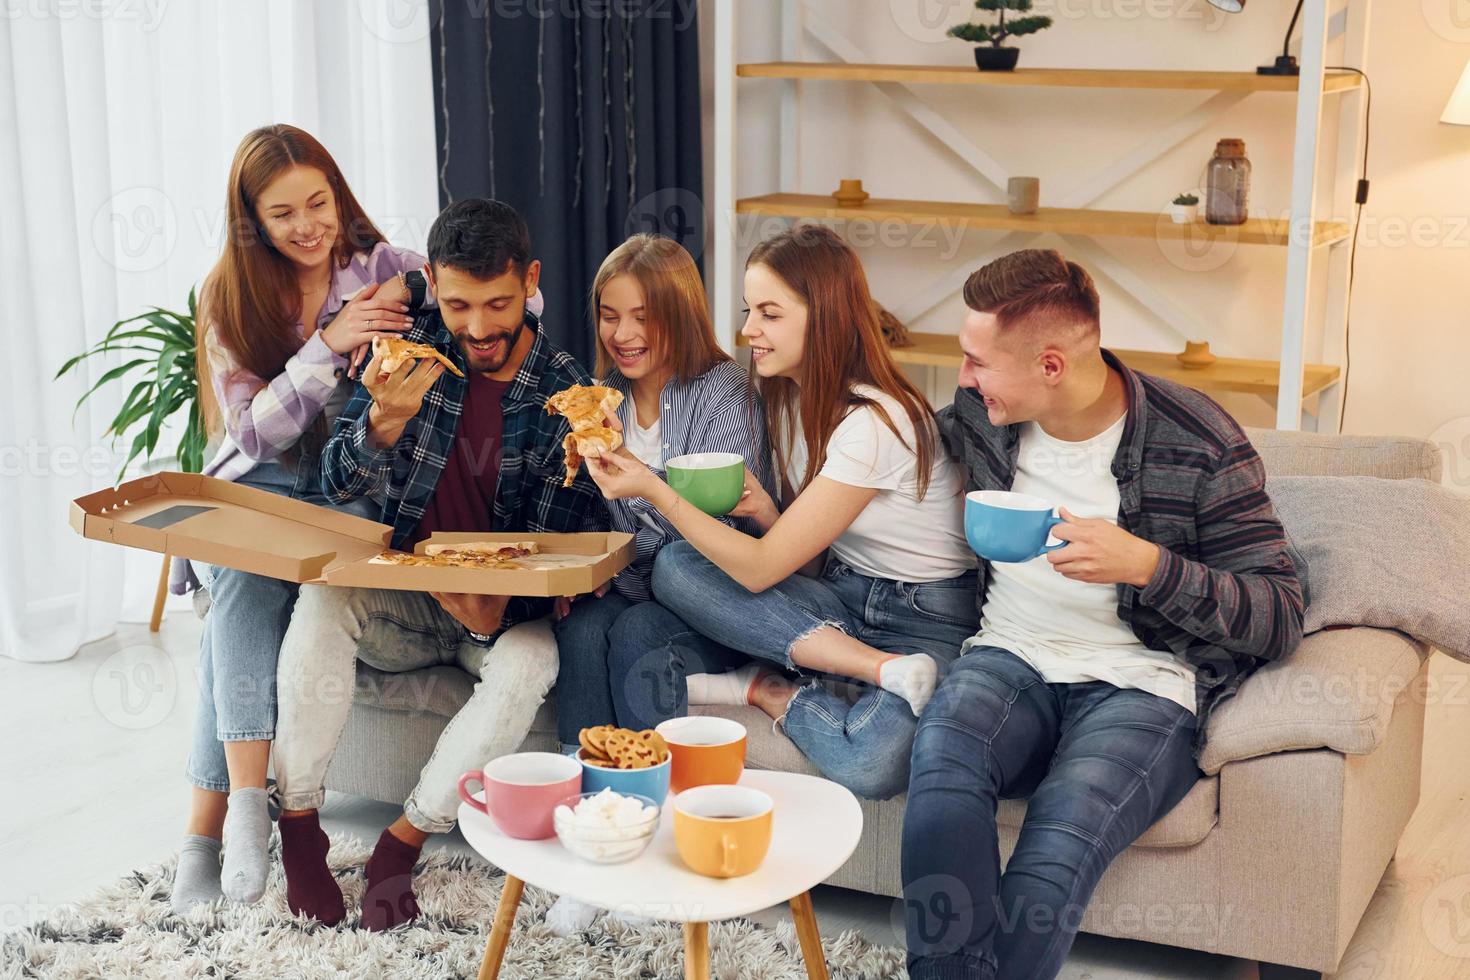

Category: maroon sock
[360, 828, 422, 931]
[278, 812, 345, 926]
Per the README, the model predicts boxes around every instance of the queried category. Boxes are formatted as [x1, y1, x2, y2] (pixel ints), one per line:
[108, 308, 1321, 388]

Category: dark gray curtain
[429, 0, 705, 366]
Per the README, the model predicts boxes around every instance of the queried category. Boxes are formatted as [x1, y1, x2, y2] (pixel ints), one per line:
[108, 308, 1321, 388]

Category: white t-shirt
[623, 409, 664, 469]
[967, 413, 1197, 713]
[786, 385, 974, 583]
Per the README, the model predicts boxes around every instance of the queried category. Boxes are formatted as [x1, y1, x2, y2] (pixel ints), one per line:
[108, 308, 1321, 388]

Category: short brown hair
[962, 249, 1100, 341]
[592, 234, 729, 383]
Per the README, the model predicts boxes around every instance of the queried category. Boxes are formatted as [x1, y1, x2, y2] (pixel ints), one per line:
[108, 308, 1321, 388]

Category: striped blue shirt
[598, 360, 776, 601]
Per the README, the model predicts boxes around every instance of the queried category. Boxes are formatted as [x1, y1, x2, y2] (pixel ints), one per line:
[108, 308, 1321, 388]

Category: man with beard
[270, 199, 602, 930]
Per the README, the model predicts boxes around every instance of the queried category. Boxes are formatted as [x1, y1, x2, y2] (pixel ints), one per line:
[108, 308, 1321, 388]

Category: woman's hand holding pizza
[585, 449, 664, 502]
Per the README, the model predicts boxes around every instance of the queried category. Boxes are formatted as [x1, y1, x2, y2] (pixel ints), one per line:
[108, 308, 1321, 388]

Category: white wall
[701, 0, 1470, 486]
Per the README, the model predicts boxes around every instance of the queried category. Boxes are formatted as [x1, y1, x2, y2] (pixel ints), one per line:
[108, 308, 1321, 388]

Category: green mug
[666, 452, 746, 516]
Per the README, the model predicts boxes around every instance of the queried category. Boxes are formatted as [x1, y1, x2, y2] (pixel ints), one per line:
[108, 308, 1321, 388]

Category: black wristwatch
[402, 269, 428, 311]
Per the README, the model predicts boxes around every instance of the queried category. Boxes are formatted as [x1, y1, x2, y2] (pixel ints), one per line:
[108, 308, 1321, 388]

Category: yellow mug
[673, 785, 773, 878]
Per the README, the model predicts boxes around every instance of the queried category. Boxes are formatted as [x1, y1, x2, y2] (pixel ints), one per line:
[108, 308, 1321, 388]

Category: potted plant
[948, 0, 1053, 72]
[56, 287, 207, 482]
[1169, 192, 1200, 224]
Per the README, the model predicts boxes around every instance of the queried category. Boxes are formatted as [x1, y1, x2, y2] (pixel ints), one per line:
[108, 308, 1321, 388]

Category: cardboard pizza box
[70, 472, 634, 597]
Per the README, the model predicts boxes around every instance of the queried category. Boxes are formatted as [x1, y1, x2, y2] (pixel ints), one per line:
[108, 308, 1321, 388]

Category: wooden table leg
[789, 890, 830, 980]
[150, 553, 170, 632]
[478, 873, 524, 980]
[683, 920, 710, 980]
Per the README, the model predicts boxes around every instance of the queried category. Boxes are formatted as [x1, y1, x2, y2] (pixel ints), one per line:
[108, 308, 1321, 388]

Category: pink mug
[458, 752, 583, 840]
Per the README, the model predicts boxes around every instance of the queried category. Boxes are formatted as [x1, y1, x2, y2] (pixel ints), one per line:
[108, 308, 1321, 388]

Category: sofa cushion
[1244, 428, 1441, 482]
[1198, 626, 1428, 775]
[1266, 475, 1470, 663]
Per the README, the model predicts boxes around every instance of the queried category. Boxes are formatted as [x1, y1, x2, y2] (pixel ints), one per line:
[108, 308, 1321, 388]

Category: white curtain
[0, 0, 439, 662]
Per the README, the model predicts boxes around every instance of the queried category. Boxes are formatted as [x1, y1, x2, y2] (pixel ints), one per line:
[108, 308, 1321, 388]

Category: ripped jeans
[651, 540, 978, 799]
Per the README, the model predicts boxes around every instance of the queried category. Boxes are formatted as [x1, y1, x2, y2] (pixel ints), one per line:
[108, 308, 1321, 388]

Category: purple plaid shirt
[202, 242, 434, 483]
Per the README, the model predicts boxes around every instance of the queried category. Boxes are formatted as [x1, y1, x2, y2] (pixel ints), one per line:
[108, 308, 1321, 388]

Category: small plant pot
[1169, 203, 1198, 224]
[974, 46, 1021, 72]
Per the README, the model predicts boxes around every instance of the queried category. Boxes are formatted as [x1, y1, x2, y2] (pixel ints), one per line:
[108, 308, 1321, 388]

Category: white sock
[877, 654, 938, 717]
[602, 905, 654, 929]
[546, 895, 601, 936]
[686, 664, 764, 707]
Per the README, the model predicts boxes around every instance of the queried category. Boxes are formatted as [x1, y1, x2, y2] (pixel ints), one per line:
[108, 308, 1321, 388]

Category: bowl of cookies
[554, 788, 662, 864]
[577, 725, 673, 806]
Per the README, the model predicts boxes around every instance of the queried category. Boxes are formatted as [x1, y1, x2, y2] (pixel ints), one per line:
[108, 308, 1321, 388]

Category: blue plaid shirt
[320, 309, 606, 631]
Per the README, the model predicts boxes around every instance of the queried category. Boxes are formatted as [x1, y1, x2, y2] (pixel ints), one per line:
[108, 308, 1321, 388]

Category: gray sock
[170, 835, 222, 913]
[221, 787, 272, 903]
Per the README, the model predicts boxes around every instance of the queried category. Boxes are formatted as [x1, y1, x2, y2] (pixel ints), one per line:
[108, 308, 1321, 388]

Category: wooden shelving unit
[712, 0, 1370, 427]
[737, 193, 1351, 249]
[736, 333, 1340, 401]
[737, 62, 1365, 94]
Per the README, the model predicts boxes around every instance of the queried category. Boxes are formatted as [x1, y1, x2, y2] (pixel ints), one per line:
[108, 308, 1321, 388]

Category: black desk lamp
[1207, 0, 1307, 76]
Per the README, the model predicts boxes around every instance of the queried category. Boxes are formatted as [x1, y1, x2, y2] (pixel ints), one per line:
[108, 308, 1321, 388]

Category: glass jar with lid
[1205, 138, 1251, 226]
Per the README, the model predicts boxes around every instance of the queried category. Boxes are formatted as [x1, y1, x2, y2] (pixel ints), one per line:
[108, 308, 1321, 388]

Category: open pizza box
[70, 472, 634, 597]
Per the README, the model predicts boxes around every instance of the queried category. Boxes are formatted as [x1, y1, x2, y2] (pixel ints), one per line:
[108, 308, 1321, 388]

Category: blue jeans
[902, 646, 1201, 980]
[185, 458, 375, 792]
[553, 591, 747, 750]
[651, 540, 978, 800]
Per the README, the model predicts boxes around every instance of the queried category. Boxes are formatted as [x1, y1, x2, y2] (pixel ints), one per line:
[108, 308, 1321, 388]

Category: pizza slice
[372, 549, 524, 569]
[545, 384, 625, 486]
[422, 540, 540, 560]
[372, 335, 465, 378]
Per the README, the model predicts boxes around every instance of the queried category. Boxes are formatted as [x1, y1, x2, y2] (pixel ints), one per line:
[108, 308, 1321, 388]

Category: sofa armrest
[1198, 626, 1430, 775]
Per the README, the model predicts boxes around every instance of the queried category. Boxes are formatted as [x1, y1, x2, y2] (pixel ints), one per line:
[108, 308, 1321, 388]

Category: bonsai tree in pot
[948, 0, 1053, 72]
[56, 287, 207, 482]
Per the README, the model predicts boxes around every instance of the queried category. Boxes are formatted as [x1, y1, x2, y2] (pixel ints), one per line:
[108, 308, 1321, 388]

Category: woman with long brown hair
[170, 125, 542, 913]
[586, 224, 977, 801]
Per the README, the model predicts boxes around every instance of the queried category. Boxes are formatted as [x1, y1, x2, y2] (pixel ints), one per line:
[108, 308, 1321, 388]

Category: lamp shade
[1444, 61, 1470, 126]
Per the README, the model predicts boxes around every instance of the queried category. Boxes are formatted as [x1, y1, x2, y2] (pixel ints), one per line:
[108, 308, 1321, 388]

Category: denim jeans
[184, 459, 375, 793]
[553, 592, 748, 751]
[651, 540, 978, 800]
[902, 646, 1201, 980]
[273, 585, 559, 834]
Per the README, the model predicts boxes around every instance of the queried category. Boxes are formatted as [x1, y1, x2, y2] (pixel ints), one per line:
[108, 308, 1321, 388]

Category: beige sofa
[320, 428, 1441, 978]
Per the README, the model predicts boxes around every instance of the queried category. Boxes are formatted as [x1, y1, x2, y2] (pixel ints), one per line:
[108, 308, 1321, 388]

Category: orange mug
[673, 785, 774, 878]
[656, 716, 746, 793]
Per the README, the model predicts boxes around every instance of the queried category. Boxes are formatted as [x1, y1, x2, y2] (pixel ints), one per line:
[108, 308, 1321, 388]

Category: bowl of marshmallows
[554, 788, 662, 864]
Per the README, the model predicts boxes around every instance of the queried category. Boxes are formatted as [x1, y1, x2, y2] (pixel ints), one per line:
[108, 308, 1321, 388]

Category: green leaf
[109, 383, 158, 437]
[119, 428, 151, 482]
[187, 285, 197, 321]
[56, 340, 163, 379]
[178, 404, 206, 474]
[70, 358, 153, 421]
[142, 310, 194, 345]
[156, 346, 182, 387]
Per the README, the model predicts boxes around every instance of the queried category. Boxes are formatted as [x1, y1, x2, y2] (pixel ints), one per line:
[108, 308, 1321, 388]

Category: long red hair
[198, 124, 385, 433]
[747, 224, 938, 499]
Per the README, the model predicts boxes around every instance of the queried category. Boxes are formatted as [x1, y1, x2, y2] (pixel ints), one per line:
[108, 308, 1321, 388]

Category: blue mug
[965, 490, 1069, 563]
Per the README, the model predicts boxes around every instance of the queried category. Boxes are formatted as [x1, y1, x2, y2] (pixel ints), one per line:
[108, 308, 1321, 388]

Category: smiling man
[269, 199, 603, 931]
[902, 249, 1305, 980]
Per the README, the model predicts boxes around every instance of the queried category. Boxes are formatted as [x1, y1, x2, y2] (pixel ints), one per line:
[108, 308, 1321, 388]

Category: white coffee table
[458, 769, 864, 980]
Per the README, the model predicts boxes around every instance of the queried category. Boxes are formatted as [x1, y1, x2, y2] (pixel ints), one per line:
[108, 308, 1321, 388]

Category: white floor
[3, 615, 1253, 978]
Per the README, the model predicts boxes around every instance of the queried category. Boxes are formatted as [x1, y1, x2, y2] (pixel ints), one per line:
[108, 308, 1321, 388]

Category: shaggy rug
[0, 833, 908, 979]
